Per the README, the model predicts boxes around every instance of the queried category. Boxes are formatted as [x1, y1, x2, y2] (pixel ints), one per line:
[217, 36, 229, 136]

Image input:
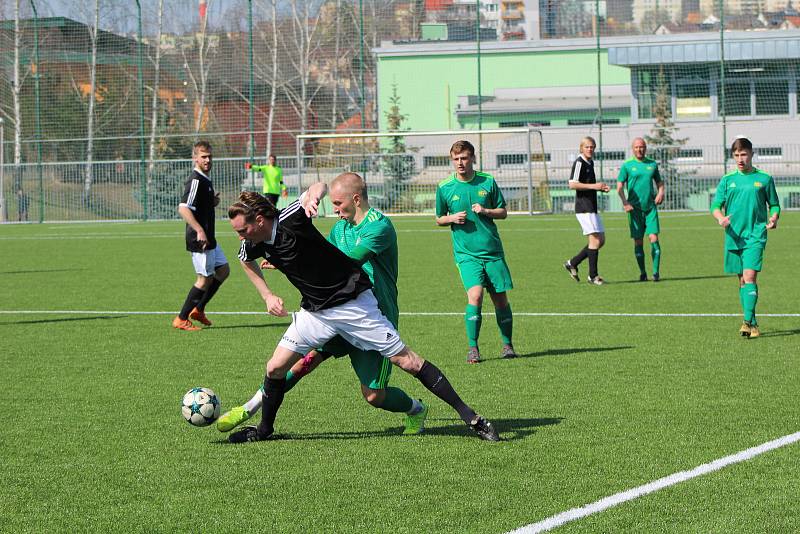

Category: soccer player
[563, 136, 610, 286]
[226, 189, 499, 442]
[616, 138, 665, 282]
[435, 140, 516, 364]
[711, 137, 780, 338]
[216, 173, 428, 436]
[173, 141, 229, 331]
[246, 154, 286, 207]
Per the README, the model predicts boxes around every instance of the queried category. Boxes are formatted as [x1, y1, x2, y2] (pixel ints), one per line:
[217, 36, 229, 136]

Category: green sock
[651, 241, 661, 275]
[378, 387, 414, 413]
[634, 244, 646, 275]
[741, 283, 758, 325]
[495, 304, 513, 345]
[465, 304, 482, 347]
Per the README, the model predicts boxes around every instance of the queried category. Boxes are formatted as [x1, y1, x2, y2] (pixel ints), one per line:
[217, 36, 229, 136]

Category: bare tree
[182, 0, 217, 135]
[147, 0, 165, 180]
[83, 0, 100, 197]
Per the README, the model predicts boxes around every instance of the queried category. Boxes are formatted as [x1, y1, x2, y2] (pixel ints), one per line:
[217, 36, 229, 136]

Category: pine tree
[645, 68, 687, 209]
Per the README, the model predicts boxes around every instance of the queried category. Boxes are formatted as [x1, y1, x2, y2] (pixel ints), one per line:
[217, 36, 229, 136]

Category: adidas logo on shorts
[386, 332, 394, 341]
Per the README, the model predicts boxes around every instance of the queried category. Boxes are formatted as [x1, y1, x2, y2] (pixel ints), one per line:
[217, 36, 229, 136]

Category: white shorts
[576, 212, 605, 235]
[279, 290, 406, 358]
[191, 245, 228, 276]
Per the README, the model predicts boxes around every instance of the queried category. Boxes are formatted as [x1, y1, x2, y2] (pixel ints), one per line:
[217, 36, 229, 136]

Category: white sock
[243, 389, 263, 415]
[407, 398, 423, 415]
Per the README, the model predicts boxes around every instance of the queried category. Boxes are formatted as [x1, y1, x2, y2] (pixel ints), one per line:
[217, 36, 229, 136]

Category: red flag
[199, 0, 207, 22]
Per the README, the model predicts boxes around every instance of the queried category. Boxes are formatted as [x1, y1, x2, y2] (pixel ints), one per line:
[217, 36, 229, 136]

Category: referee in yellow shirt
[246, 154, 286, 207]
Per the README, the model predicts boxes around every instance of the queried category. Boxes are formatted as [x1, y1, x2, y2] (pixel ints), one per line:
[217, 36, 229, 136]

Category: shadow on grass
[476, 345, 634, 362]
[0, 314, 128, 326]
[0, 268, 86, 275]
[211, 416, 562, 444]
[759, 328, 800, 338]
[208, 322, 291, 330]
[613, 274, 728, 284]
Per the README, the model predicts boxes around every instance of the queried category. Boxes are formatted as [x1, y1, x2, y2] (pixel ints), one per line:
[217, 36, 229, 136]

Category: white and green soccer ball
[181, 387, 221, 427]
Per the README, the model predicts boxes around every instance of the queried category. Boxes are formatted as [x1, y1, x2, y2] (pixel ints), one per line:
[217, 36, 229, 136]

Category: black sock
[257, 376, 286, 438]
[178, 286, 206, 319]
[415, 361, 476, 424]
[196, 278, 223, 311]
[570, 246, 589, 267]
[588, 248, 599, 279]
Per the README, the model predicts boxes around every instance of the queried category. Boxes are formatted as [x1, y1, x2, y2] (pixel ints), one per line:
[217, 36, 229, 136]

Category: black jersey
[237, 199, 372, 312]
[180, 169, 217, 252]
[569, 156, 598, 214]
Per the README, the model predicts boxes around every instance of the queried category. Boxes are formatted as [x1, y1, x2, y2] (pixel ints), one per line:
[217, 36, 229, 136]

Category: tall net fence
[1, 1, 799, 221]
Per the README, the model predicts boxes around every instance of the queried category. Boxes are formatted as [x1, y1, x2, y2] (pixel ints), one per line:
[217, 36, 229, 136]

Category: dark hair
[450, 140, 475, 157]
[730, 137, 753, 153]
[268, 154, 276, 159]
[228, 191, 279, 221]
[193, 140, 212, 154]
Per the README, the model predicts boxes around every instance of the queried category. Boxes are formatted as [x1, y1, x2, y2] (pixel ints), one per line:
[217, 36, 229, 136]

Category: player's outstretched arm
[240, 259, 287, 316]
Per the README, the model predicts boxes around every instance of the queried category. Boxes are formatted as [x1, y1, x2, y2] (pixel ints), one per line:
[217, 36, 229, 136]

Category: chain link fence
[1, 1, 799, 221]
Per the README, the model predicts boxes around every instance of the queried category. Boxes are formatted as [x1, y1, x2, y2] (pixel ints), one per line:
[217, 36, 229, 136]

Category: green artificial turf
[1, 212, 798, 533]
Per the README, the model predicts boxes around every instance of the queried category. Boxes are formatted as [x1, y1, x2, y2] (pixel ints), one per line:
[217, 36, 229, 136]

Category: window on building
[423, 155, 451, 167]
[497, 153, 527, 166]
[676, 148, 703, 160]
[595, 150, 625, 161]
[676, 83, 711, 118]
[636, 68, 670, 120]
[756, 146, 782, 158]
[528, 120, 551, 127]
[755, 80, 789, 115]
[720, 81, 751, 116]
[499, 121, 526, 128]
[530, 152, 551, 162]
[567, 118, 620, 126]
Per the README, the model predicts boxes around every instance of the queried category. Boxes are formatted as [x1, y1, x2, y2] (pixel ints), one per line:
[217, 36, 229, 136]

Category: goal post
[295, 129, 552, 215]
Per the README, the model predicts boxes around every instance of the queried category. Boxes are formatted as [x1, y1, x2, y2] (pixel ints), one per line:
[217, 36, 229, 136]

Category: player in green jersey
[435, 140, 516, 364]
[711, 137, 780, 338]
[616, 138, 665, 282]
[246, 155, 287, 207]
[217, 172, 427, 435]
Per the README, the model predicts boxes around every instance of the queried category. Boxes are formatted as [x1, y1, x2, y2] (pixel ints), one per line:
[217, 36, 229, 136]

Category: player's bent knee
[361, 386, 385, 407]
[390, 348, 423, 374]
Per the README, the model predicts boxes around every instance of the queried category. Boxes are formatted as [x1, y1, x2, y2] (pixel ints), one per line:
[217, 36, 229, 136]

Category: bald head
[331, 172, 368, 200]
[632, 137, 647, 160]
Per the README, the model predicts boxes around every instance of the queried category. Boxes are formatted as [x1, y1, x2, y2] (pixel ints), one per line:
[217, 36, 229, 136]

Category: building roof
[375, 29, 800, 58]
[609, 31, 800, 65]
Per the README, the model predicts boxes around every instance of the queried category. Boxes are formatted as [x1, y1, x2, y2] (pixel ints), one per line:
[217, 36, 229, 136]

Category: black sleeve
[238, 240, 262, 263]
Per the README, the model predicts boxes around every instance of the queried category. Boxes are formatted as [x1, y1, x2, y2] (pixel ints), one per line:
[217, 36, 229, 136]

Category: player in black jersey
[564, 136, 610, 285]
[173, 141, 229, 331]
[227, 189, 499, 442]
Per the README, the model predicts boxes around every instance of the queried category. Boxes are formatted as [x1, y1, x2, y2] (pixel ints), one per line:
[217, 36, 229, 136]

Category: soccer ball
[181, 387, 221, 427]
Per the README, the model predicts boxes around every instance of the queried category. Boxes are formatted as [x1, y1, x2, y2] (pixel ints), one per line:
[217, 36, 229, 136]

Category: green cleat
[216, 405, 251, 432]
[403, 400, 428, 435]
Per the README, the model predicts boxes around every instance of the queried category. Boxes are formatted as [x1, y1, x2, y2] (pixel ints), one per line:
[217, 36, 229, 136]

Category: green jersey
[328, 208, 399, 327]
[711, 167, 780, 250]
[617, 157, 662, 211]
[436, 171, 506, 262]
[252, 164, 285, 195]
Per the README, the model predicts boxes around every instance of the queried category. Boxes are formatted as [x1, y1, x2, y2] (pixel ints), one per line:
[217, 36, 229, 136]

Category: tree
[644, 68, 687, 209]
[381, 83, 415, 210]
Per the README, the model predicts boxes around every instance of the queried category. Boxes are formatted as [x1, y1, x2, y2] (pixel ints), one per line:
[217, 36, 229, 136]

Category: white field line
[509, 430, 800, 534]
[0, 310, 799, 317]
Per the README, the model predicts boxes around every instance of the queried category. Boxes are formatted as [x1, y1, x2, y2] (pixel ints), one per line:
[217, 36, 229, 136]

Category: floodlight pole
[719, 1, 727, 173]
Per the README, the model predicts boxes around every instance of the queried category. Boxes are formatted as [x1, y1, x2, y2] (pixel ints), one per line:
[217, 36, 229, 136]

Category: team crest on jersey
[730, 182, 737, 188]
[754, 181, 762, 188]
[478, 189, 487, 197]
[453, 195, 460, 201]
[646, 166, 653, 171]
[356, 237, 361, 245]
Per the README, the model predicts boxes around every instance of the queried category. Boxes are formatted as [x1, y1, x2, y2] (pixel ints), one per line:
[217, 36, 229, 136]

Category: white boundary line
[1, 310, 799, 317]
[509, 430, 800, 533]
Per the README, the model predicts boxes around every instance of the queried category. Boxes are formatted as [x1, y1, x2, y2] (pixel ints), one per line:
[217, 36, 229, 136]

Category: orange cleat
[173, 316, 200, 331]
[189, 307, 212, 326]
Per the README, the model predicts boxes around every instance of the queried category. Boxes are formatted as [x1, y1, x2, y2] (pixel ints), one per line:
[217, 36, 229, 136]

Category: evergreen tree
[382, 83, 415, 210]
[645, 68, 687, 209]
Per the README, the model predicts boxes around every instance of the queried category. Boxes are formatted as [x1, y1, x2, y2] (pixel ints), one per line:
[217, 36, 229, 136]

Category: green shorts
[724, 247, 764, 274]
[320, 335, 392, 390]
[628, 207, 660, 239]
[456, 257, 513, 293]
